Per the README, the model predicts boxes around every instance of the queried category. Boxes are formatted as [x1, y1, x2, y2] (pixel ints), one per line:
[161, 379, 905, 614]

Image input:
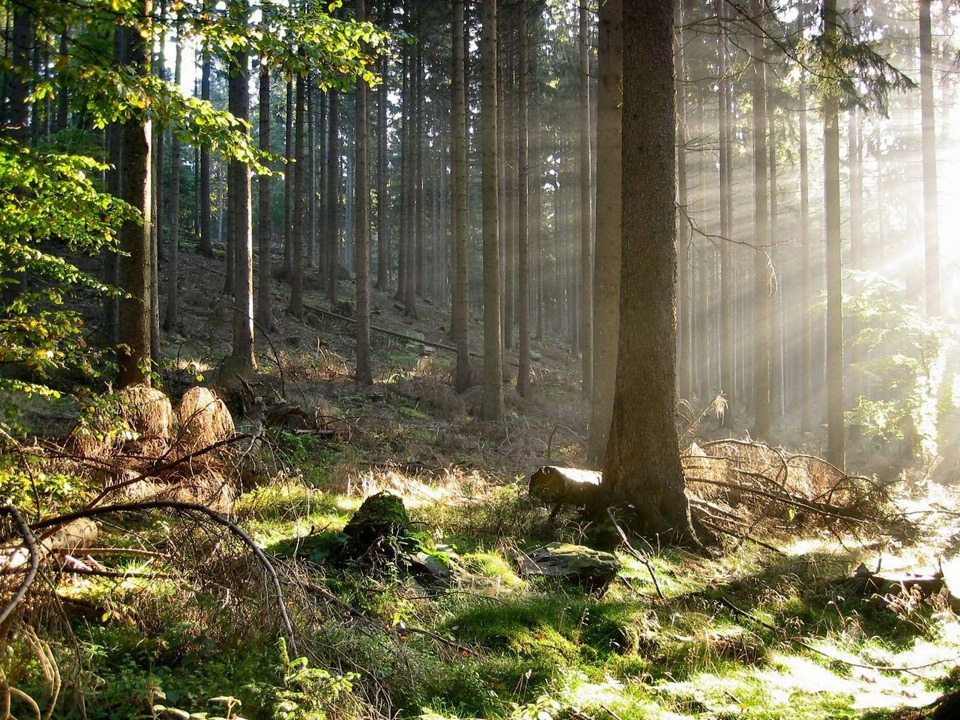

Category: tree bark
[256, 58, 273, 331]
[355, 0, 372, 385]
[451, 0, 471, 393]
[288, 72, 306, 319]
[480, 0, 504, 422]
[517, 0, 531, 397]
[116, 6, 153, 388]
[578, 0, 593, 400]
[824, 0, 845, 469]
[601, 0, 695, 544]
[587, 0, 621, 467]
[920, 0, 940, 315]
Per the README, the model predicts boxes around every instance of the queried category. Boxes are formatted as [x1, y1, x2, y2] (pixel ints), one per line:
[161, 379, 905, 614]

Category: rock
[519, 542, 621, 593]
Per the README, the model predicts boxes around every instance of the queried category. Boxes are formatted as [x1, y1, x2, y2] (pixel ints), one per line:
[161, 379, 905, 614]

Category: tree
[355, 0, 372, 386]
[516, 0, 531, 397]
[751, 0, 771, 439]
[116, 8, 154, 387]
[450, 0, 471, 394]
[227, 0, 255, 372]
[288, 71, 306, 319]
[256, 52, 274, 332]
[480, 0, 504, 423]
[578, 0, 593, 399]
[919, 0, 939, 316]
[163, 20, 183, 334]
[600, 0, 695, 544]
[823, 0, 845, 469]
[587, 0, 621, 467]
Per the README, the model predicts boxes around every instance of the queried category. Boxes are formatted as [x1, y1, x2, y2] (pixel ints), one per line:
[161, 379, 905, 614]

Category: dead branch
[0, 504, 39, 625]
[606, 508, 665, 600]
[29, 500, 297, 655]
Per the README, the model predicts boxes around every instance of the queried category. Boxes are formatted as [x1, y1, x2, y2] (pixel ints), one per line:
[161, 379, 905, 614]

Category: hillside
[3, 246, 960, 720]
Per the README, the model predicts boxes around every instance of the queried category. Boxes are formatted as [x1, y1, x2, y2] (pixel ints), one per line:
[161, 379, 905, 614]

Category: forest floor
[5, 248, 960, 720]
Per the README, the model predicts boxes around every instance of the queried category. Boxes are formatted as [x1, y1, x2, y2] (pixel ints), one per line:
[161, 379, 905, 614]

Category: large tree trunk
[116, 6, 153, 388]
[717, 0, 735, 426]
[798, 43, 813, 434]
[480, 0, 504, 423]
[587, 0, 621, 467]
[600, 0, 695, 545]
[451, 0, 471, 394]
[199, 47, 214, 257]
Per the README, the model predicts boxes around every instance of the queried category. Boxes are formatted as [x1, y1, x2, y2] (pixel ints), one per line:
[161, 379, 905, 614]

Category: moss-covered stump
[335, 492, 422, 568]
[518, 542, 621, 593]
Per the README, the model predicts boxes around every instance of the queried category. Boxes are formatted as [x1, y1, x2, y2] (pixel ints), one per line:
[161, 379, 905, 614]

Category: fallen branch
[606, 507, 665, 601]
[30, 500, 297, 655]
[0, 504, 39, 625]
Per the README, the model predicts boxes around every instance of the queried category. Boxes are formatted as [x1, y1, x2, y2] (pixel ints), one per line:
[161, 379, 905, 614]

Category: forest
[2, 0, 960, 718]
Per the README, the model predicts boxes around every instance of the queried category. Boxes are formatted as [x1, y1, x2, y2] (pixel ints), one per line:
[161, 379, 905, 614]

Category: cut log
[2, 517, 98, 573]
[529, 466, 601, 518]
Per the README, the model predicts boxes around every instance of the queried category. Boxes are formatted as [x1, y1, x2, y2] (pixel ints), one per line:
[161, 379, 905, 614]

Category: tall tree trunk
[376, 51, 390, 291]
[717, 0, 734, 426]
[256, 58, 273, 331]
[116, 7, 153, 387]
[823, 0, 845, 468]
[163, 24, 183, 333]
[283, 79, 294, 277]
[751, 6, 771, 440]
[798, 54, 813, 433]
[480, 0, 504, 422]
[414, 15, 426, 299]
[451, 0, 471, 393]
[9, 9, 30, 141]
[326, 91, 341, 306]
[517, 0, 531, 397]
[288, 72, 306, 318]
[587, 0, 621, 467]
[199, 47, 214, 256]
[307, 79, 317, 269]
[601, 0, 695, 545]
[920, 0, 940, 315]
[355, 0, 372, 385]
[676, 0, 692, 404]
[578, 0, 593, 399]
[56, 31, 69, 132]
[228, 0, 255, 371]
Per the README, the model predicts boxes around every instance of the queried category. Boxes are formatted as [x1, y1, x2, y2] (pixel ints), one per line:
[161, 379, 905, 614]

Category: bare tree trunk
[481, 0, 504, 422]
[751, 5, 771, 440]
[283, 80, 293, 277]
[163, 23, 183, 333]
[578, 0, 593, 400]
[116, 6, 153, 387]
[256, 58, 273, 331]
[588, 0, 621, 467]
[355, 0, 372, 385]
[326, 91, 341, 306]
[920, 0, 940, 315]
[517, 0, 531, 397]
[451, 0, 471, 393]
[601, 0, 695, 545]
[718, 0, 734, 426]
[288, 72, 306, 318]
[824, 0, 845, 468]
[199, 47, 214, 257]
[376, 51, 390, 291]
[798, 48, 813, 433]
[228, 0, 255, 372]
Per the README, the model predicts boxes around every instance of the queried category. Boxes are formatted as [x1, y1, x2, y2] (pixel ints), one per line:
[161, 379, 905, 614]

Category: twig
[0, 504, 40, 625]
[606, 507, 665, 601]
[30, 500, 298, 655]
[719, 596, 960, 672]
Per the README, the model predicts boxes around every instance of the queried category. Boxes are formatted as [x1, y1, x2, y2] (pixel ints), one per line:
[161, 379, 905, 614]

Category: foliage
[0, 137, 133, 399]
[799, 9, 915, 115]
[844, 271, 953, 457]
